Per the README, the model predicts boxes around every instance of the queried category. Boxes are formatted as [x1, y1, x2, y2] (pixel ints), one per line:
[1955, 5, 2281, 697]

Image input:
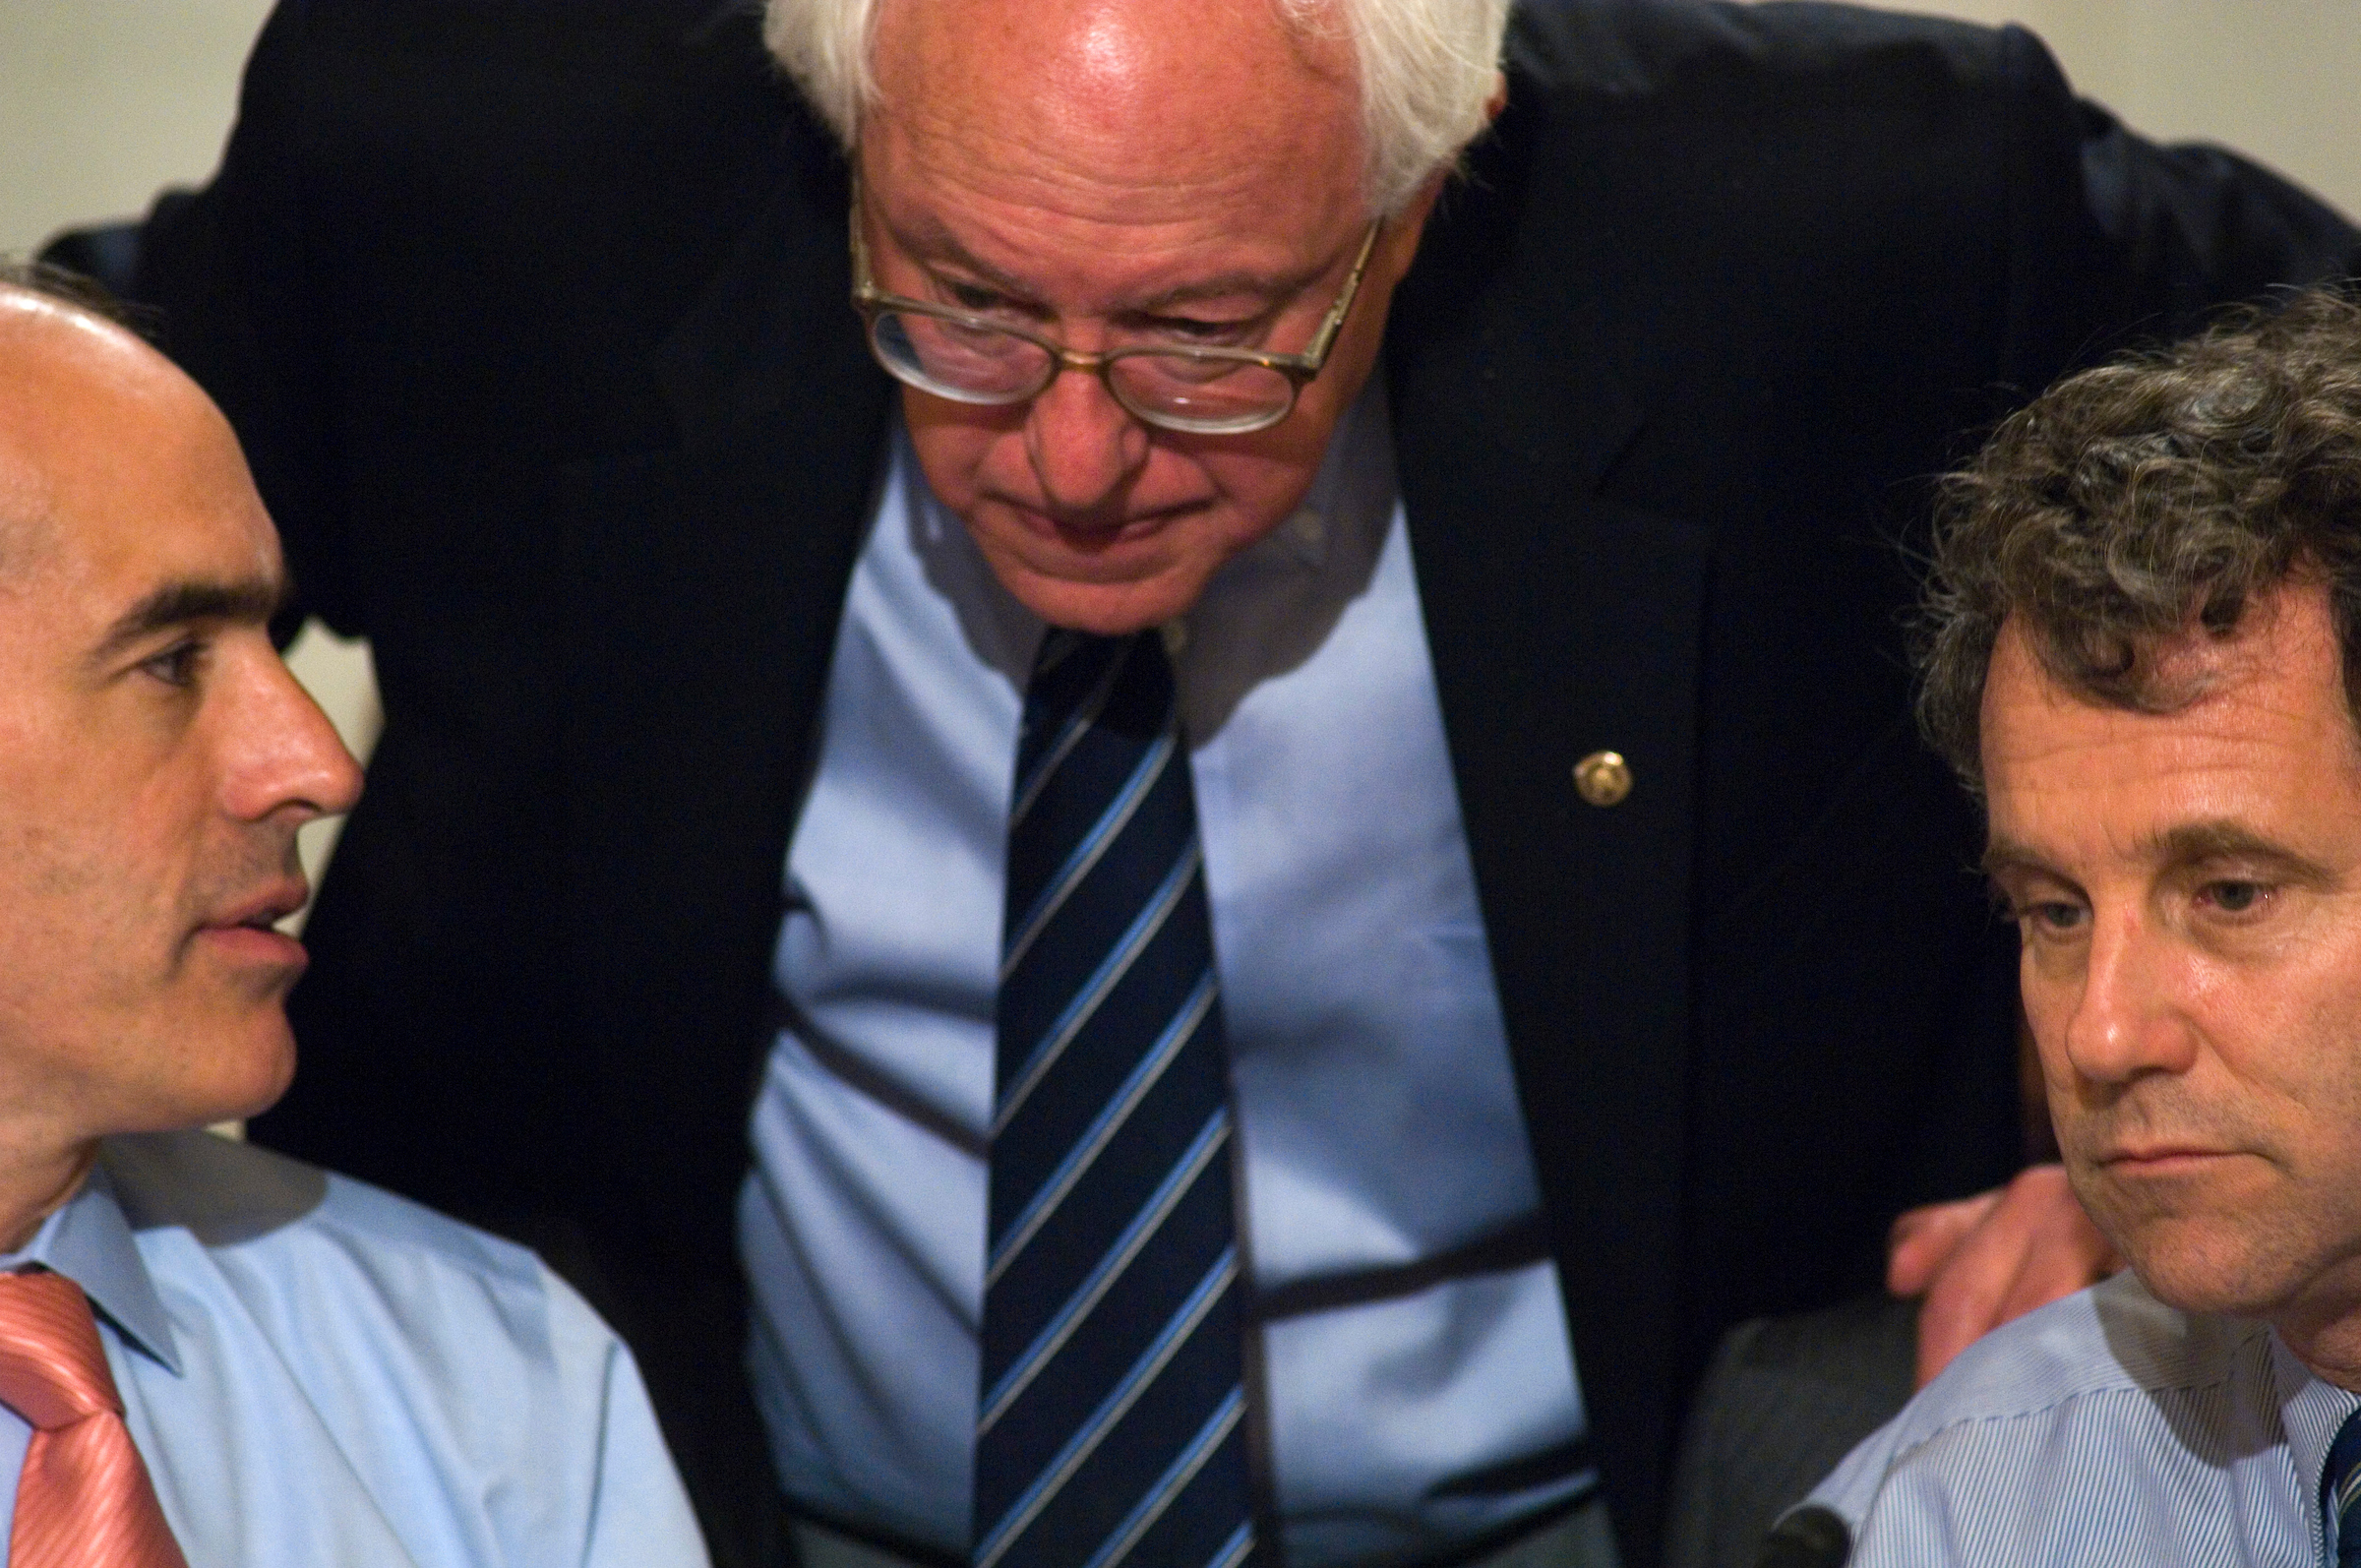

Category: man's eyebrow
[1982, 822, 2337, 886]
[894, 219, 1315, 315]
[898, 221, 1036, 300]
[1979, 836, 2064, 881]
[89, 576, 286, 665]
[1128, 266, 1323, 313]
[2145, 820, 2338, 885]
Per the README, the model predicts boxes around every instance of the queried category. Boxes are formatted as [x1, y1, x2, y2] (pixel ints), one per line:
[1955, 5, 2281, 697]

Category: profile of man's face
[1980, 582, 2361, 1336]
[0, 294, 361, 1147]
[859, 0, 1442, 634]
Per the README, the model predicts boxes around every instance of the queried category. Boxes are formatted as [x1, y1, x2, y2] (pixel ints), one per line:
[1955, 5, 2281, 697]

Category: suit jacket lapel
[1388, 82, 1709, 1566]
[558, 145, 894, 1261]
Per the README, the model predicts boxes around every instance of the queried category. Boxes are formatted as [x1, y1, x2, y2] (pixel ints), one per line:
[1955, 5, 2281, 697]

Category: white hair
[762, 0, 1513, 217]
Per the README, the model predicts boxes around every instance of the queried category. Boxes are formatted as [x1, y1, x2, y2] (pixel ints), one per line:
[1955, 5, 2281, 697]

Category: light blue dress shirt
[740, 387, 1591, 1567]
[0, 1129, 707, 1568]
[1808, 1269, 2360, 1565]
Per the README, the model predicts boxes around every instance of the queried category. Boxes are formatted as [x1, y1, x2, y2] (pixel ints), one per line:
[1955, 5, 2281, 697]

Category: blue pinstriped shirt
[1808, 1270, 2361, 1565]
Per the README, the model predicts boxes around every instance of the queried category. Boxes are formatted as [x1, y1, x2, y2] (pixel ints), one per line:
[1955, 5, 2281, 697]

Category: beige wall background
[3, 0, 2358, 892]
[1875, 0, 2361, 220]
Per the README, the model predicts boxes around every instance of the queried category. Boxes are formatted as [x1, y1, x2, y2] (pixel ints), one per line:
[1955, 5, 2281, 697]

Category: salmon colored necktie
[0, 1271, 188, 1568]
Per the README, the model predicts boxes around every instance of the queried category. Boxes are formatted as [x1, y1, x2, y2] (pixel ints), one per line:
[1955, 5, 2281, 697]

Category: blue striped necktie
[2326, 1408, 2361, 1565]
[973, 628, 1256, 1568]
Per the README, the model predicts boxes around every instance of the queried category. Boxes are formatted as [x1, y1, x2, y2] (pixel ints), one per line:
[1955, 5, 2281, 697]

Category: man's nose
[218, 647, 366, 826]
[1022, 361, 1152, 520]
[2058, 908, 2199, 1085]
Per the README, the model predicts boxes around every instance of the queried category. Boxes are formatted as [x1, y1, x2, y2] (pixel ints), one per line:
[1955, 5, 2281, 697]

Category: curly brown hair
[1917, 286, 2361, 791]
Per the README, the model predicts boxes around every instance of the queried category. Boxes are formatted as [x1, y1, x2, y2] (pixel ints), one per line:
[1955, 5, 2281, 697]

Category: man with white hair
[0, 265, 709, 1565]
[126, 1, 2355, 1565]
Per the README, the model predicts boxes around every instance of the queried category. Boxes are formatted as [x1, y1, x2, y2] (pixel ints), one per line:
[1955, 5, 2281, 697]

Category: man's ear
[1379, 171, 1450, 282]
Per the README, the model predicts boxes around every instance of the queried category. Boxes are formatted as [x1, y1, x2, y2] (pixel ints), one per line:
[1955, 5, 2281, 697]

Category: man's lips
[991, 493, 1205, 549]
[195, 879, 313, 963]
[207, 879, 311, 933]
[2096, 1143, 2242, 1173]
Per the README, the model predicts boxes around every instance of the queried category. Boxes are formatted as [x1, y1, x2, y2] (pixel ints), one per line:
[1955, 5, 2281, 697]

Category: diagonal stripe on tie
[995, 838, 1204, 1139]
[979, 1240, 1247, 1568]
[1076, 1385, 1247, 1568]
[978, 628, 1256, 1568]
[1010, 640, 1130, 831]
[2323, 1407, 2361, 1564]
[983, 1110, 1230, 1428]
[988, 972, 1221, 1288]
[978, 1245, 1239, 1561]
[0, 1272, 190, 1568]
[1001, 729, 1180, 980]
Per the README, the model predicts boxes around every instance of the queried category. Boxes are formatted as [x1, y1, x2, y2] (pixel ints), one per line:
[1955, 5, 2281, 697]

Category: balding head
[878, 0, 1360, 221]
[0, 275, 91, 575]
[768, 0, 1510, 218]
[872, 0, 1365, 245]
[0, 271, 233, 584]
[0, 441, 43, 581]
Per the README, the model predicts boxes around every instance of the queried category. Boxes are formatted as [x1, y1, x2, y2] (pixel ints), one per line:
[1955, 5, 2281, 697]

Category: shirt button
[1573, 750, 1632, 808]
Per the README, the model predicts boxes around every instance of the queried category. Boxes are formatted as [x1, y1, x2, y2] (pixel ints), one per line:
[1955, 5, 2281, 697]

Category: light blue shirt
[0, 1129, 707, 1568]
[740, 387, 1591, 1566]
[1808, 1269, 2360, 1565]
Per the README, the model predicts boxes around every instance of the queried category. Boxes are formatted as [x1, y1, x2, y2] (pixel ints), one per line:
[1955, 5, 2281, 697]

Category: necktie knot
[0, 1273, 121, 1432]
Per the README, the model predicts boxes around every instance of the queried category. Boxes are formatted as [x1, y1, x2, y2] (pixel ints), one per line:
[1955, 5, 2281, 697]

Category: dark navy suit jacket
[134, 3, 2358, 1561]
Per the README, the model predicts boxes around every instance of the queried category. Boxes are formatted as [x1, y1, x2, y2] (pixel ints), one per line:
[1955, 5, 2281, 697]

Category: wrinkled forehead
[0, 297, 277, 600]
[869, 0, 1365, 227]
[0, 435, 53, 576]
[1980, 594, 2361, 855]
[0, 293, 113, 574]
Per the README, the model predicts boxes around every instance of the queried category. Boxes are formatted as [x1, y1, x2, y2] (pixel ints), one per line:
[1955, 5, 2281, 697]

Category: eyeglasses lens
[1108, 356, 1295, 433]
[871, 312, 1051, 403]
[870, 312, 1295, 433]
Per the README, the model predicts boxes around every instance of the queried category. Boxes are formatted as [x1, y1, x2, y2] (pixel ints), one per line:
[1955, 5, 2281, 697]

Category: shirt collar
[1, 1151, 182, 1377]
[1219, 372, 1397, 579]
[2272, 1329, 2361, 1550]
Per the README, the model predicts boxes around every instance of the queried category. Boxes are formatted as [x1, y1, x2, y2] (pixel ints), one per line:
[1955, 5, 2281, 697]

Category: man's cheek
[2047, 1106, 2121, 1222]
[2027, 1011, 2083, 1112]
[907, 399, 1014, 489]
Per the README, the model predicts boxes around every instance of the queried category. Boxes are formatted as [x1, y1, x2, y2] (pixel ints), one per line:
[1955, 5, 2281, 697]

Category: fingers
[1907, 1164, 2114, 1388]
[1910, 1202, 2028, 1390]
[1885, 1188, 2003, 1297]
[1990, 1168, 2118, 1332]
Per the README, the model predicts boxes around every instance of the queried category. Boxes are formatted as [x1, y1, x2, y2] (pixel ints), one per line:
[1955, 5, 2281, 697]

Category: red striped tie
[0, 1272, 188, 1568]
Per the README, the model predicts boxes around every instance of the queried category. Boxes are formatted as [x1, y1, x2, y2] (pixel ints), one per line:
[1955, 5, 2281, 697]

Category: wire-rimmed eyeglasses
[849, 181, 1382, 437]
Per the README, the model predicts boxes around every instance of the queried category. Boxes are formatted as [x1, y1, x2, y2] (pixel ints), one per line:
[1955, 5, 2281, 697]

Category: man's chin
[2105, 1211, 2302, 1320]
[145, 1013, 299, 1134]
[982, 550, 1215, 634]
